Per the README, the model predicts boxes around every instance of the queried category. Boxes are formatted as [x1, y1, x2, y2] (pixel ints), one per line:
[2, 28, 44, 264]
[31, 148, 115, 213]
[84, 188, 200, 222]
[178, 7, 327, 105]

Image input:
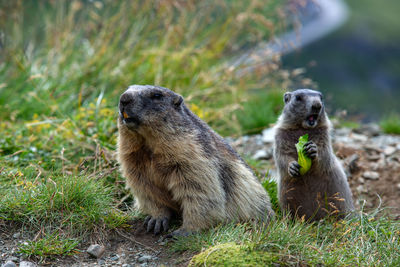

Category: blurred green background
[284, 0, 400, 121]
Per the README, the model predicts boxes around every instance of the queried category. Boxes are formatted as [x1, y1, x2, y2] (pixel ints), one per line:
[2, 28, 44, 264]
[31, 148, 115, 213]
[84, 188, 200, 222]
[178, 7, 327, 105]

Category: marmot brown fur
[274, 89, 354, 221]
[117, 85, 274, 236]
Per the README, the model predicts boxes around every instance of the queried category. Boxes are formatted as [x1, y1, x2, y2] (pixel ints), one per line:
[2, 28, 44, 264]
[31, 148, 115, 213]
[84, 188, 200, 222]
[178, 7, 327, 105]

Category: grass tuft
[171, 211, 400, 266]
[380, 113, 400, 134]
[18, 233, 79, 258]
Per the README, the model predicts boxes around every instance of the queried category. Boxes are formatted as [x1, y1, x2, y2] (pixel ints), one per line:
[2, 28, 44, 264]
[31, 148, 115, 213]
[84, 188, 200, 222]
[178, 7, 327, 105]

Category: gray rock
[138, 255, 153, 263]
[110, 254, 119, 261]
[252, 149, 271, 160]
[384, 146, 396, 156]
[362, 171, 379, 180]
[12, 233, 21, 239]
[353, 123, 381, 137]
[397, 183, 400, 190]
[7, 257, 18, 263]
[350, 133, 368, 142]
[261, 128, 275, 143]
[2, 261, 17, 267]
[19, 262, 36, 267]
[122, 264, 133, 267]
[87, 244, 105, 258]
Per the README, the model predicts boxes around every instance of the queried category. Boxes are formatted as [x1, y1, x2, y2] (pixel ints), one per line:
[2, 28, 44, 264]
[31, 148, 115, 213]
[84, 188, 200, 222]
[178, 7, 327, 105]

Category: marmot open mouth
[120, 111, 140, 125]
[306, 114, 319, 126]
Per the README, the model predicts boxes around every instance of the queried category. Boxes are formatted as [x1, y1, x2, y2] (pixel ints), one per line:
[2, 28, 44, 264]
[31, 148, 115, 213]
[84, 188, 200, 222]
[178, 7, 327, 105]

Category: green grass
[172, 211, 400, 266]
[18, 234, 79, 259]
[380, 113, 400, 134]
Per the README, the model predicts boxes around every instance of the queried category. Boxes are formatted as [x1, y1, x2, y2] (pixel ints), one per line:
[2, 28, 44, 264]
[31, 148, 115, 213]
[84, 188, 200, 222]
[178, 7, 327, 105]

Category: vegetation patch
[380, 113, 400, 134]
[189, 242, 279, 266]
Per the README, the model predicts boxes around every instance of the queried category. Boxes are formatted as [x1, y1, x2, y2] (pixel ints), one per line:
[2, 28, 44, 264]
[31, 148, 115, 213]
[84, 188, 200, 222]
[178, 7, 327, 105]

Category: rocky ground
[1, 124, 399, 267]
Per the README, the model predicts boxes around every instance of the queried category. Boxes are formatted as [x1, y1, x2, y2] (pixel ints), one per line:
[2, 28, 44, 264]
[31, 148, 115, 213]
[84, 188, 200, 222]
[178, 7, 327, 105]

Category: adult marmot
[274, 89, 354, 221]
[117, 85, 274, 236]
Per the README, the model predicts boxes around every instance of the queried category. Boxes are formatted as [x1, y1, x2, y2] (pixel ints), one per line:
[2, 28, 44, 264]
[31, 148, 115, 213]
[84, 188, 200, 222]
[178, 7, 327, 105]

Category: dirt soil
[0, 220, 195, 267]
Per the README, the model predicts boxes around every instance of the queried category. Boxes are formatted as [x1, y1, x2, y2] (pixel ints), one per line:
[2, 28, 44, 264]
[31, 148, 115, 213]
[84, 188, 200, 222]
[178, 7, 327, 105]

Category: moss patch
[189, 242, 278, 266]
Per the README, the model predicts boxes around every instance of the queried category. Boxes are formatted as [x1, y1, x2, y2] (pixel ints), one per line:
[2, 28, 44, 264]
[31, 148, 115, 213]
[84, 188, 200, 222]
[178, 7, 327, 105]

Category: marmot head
[118, 85, 184, 132]
[279, 89, 328, 129]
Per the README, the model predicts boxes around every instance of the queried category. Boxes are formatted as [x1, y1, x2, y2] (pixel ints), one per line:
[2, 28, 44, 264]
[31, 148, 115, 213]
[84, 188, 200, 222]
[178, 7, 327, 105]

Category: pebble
[2, 261, 17, 267]
[122, 264, 133, 267]
[356, 185, 365, 193]
[362, 171, 379, 180]
[261, 127, 275, 143]
[86, 244, 105, 258]
[110, 254, 120, 261]
[397, 183, 400, 190]
[384, 146, 396, 156]
[12, 233, 21, 239]
[358, 177, 365, 184]
[19, 262, 36, 267]
[350, 133, 368, 142]
[353, 123, 381, 137]
[252, 149, 271, 160]
[138, 255, 153, 263]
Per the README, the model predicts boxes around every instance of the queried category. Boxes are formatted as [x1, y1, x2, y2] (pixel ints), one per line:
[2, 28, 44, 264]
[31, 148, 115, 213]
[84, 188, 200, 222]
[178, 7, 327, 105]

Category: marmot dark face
[282, 89, 326, 129]
[119, 85, 184, 132]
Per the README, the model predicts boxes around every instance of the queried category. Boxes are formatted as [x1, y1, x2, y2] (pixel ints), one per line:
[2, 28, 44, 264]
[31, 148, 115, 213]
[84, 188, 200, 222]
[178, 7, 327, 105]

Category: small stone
[362, 171, 379, 180]
[7, 257, 18, 262]
[358, 177, 365, 184]
[19, 262, 36, 267]
[261, 128, 275, 143]
[353, 123, 381, 137]
[87, 244, 105, 258]
[12, 232, 21, 239]
[122, 264, 133, 267]
[110, 254, 119, 261]
[397, 183, 400, 190]
[2, 261, 17, 267]
[350, 133, 368, 142]
[252, 149, 271, 160]
[356, 185, 365, 193]
[384, 146, 396, 156]
[138, 255, 153, 263]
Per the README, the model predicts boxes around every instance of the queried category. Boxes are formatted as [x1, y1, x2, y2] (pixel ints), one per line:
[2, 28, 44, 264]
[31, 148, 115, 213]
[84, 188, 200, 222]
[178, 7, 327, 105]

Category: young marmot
[274, 89, 354, 221]
[117, 85, 274, 236]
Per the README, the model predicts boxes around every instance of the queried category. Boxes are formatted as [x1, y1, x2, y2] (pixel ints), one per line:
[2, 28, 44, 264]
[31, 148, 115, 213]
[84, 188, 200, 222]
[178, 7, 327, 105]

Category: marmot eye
[295, 95, 302, 101]
[151, 93, 163, 100]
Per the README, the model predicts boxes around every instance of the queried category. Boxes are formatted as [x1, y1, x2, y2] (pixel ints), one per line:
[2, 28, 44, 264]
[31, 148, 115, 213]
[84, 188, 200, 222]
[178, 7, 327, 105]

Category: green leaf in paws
[295, 134, 312, 175]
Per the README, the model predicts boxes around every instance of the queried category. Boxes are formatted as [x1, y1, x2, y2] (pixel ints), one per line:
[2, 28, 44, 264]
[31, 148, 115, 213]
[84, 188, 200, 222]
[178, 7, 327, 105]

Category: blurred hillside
[284, 0, 400, 121]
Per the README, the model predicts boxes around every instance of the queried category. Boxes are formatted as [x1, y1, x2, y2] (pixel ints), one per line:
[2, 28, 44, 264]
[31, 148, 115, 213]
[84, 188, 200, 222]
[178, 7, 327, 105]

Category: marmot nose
[312, 102, 322, 113]
[120, 93, 133, 107]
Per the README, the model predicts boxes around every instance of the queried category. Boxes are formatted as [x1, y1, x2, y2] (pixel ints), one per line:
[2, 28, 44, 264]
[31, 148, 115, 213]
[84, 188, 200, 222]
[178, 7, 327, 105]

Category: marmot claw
[304, 141, 318, 159]
[288, 161, 301, 177]
[144, 216, 169, 235]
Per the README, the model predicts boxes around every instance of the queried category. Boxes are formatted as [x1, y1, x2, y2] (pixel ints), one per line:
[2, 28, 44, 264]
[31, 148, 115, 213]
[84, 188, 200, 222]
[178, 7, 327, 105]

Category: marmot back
[273, 89, 354, 221]
[117, 85, 274, 236]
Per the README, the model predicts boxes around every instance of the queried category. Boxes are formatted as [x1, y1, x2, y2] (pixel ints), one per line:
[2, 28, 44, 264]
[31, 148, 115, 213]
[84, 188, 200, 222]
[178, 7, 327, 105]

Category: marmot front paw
[304, 141, 317, 159]
[288, 161, 301, 177]
[144, 216, 170, 235]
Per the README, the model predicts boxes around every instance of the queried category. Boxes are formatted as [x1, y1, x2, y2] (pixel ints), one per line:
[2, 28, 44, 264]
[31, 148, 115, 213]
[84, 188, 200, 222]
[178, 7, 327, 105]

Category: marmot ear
[173, 95, 183, 107]
[284, 92, 291, 103]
